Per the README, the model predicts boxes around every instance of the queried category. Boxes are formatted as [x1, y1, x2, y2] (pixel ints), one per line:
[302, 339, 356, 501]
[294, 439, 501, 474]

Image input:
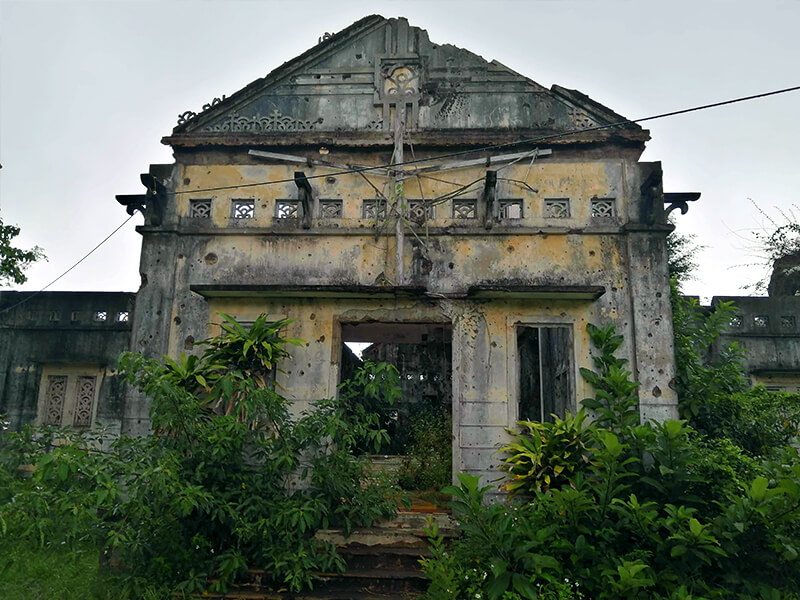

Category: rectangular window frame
[507, 317, 577, 426]
[37, 367, 104, 429]
[231, 199, 255, 220]
[189, 198, 213, 219]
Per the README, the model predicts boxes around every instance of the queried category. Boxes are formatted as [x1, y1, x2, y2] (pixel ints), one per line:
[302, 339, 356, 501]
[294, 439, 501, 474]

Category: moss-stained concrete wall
[0, 292, 134, 432]
[125, 146, 678, 487]
[120, 15, 679, 486]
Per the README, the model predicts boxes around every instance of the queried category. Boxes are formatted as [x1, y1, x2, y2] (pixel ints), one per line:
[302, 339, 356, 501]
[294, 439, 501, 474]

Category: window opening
[231, 199, 255, 219]
[591, 198, 616, 218]
[362, 199, 387, 220]
[93, 311, 107, 322]
[340, 322, 453, 497]
[499, 199, 523, 219]
[115, 311, 129, 323]
[517, 326, 573, 422]
[452, 198, 477, 219]
[319, 199, 343, 219]
[275, 200, 299, 219]
[544, 198, 570, 219]
[189, 198, 212, 218]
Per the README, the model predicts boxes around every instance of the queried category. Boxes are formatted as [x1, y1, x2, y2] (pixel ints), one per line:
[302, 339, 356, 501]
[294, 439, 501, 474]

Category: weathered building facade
[0, 291, 134, 433]
[115, 15, 685, 485]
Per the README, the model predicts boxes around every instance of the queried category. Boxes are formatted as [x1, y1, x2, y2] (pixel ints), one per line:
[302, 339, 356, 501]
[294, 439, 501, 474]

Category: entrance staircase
[199, 511, 456, 599]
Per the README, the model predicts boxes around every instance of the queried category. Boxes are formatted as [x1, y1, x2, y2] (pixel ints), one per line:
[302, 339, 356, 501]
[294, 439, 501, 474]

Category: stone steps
[196, 511, 455, 600]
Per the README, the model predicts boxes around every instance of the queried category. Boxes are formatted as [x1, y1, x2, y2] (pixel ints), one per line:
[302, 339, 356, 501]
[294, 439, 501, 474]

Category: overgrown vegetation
[0, 314, 400, 597]
[0, 214, 45, 286]
[421, 323, 800, 600]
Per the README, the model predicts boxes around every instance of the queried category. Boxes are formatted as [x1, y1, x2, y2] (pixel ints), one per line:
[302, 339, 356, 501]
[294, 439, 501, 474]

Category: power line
[5, 84, 798, 316]
[0, 215, 135, 315]
[171, 84, 800, 196]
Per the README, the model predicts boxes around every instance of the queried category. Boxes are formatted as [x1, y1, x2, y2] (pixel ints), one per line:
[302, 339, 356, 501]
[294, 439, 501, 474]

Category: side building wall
[0, 291, 134, 433]
[711, 295, 800, 391]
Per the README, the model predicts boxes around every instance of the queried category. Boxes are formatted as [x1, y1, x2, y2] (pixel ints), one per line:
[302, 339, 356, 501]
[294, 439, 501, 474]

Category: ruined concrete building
[2, 15, 720, 484]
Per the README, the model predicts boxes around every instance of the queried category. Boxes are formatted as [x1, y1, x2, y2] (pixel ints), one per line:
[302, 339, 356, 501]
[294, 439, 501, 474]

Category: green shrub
[397, 407, 452, 491]
[422, 323, 800, 600]
[0, 314, 401, 596]
[692, 386, 800, 455]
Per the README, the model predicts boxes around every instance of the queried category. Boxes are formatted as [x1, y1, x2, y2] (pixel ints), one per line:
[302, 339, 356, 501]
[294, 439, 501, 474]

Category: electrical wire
[0, 215, 135, 315]
[170, 84, 800, 196]
[4, 84, 799, 316]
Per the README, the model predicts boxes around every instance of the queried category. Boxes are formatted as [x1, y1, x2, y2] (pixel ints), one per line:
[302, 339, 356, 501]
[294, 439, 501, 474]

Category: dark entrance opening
[517, 326, 573, 422]
[340, 322, 452, 496]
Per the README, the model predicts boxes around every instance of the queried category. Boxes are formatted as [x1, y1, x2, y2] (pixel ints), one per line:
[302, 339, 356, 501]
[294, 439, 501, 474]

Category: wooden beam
[294, 172, 314, 230]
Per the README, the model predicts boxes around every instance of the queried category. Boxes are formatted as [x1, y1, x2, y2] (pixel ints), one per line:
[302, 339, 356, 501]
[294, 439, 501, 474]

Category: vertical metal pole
[392, 108, 405, 285]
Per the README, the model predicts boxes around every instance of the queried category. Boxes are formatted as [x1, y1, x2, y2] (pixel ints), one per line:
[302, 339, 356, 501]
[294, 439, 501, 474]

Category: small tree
[0, 215, 44, 286]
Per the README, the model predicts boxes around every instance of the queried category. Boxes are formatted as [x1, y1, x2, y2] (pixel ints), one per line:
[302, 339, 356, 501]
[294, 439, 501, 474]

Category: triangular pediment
[166, 15, 644, 145]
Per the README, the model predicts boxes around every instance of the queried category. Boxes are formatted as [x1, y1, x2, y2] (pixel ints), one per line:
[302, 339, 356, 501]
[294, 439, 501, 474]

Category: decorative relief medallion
[72, 376, 96, 428]
[202, 110, 317, 133]
[383, 66, 419, 98]
[44, 375, 67, 426]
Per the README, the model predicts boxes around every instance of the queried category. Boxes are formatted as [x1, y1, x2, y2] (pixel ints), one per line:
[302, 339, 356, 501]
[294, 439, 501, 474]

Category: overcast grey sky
[1, 0, 798, 300]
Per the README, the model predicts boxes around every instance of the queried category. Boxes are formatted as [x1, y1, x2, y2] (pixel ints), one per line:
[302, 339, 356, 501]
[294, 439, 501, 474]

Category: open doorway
[517, 325, 574, 422]
[340, 322, 452, 501]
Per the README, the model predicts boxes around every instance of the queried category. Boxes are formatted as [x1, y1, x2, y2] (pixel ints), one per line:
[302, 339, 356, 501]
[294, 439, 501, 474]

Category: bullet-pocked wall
[120, 16, 683, 484]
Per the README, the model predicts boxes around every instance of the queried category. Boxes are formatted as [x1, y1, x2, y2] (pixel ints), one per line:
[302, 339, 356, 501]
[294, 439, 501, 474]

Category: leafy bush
[692, 386, 800, 456]
[0, 314, 401, 597]
[670, 282, 748, 420]
[422, 323, 800, 600]
[397, 407, 452, 491]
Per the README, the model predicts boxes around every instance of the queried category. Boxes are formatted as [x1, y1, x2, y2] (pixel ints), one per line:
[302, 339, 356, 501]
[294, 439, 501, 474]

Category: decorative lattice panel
[319, 200, 343, 218]
[452, 199, 477, 219]
[189, 199, 212, 218]
[232, 200, 255, 219]
[44, 376, 67, 426]
[362, 199, 387, 220]
[591, 198, 616, 218]
[275, 200, 299, 219]
[544, 199, 570, 219]
[72, 376, 97, 428]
